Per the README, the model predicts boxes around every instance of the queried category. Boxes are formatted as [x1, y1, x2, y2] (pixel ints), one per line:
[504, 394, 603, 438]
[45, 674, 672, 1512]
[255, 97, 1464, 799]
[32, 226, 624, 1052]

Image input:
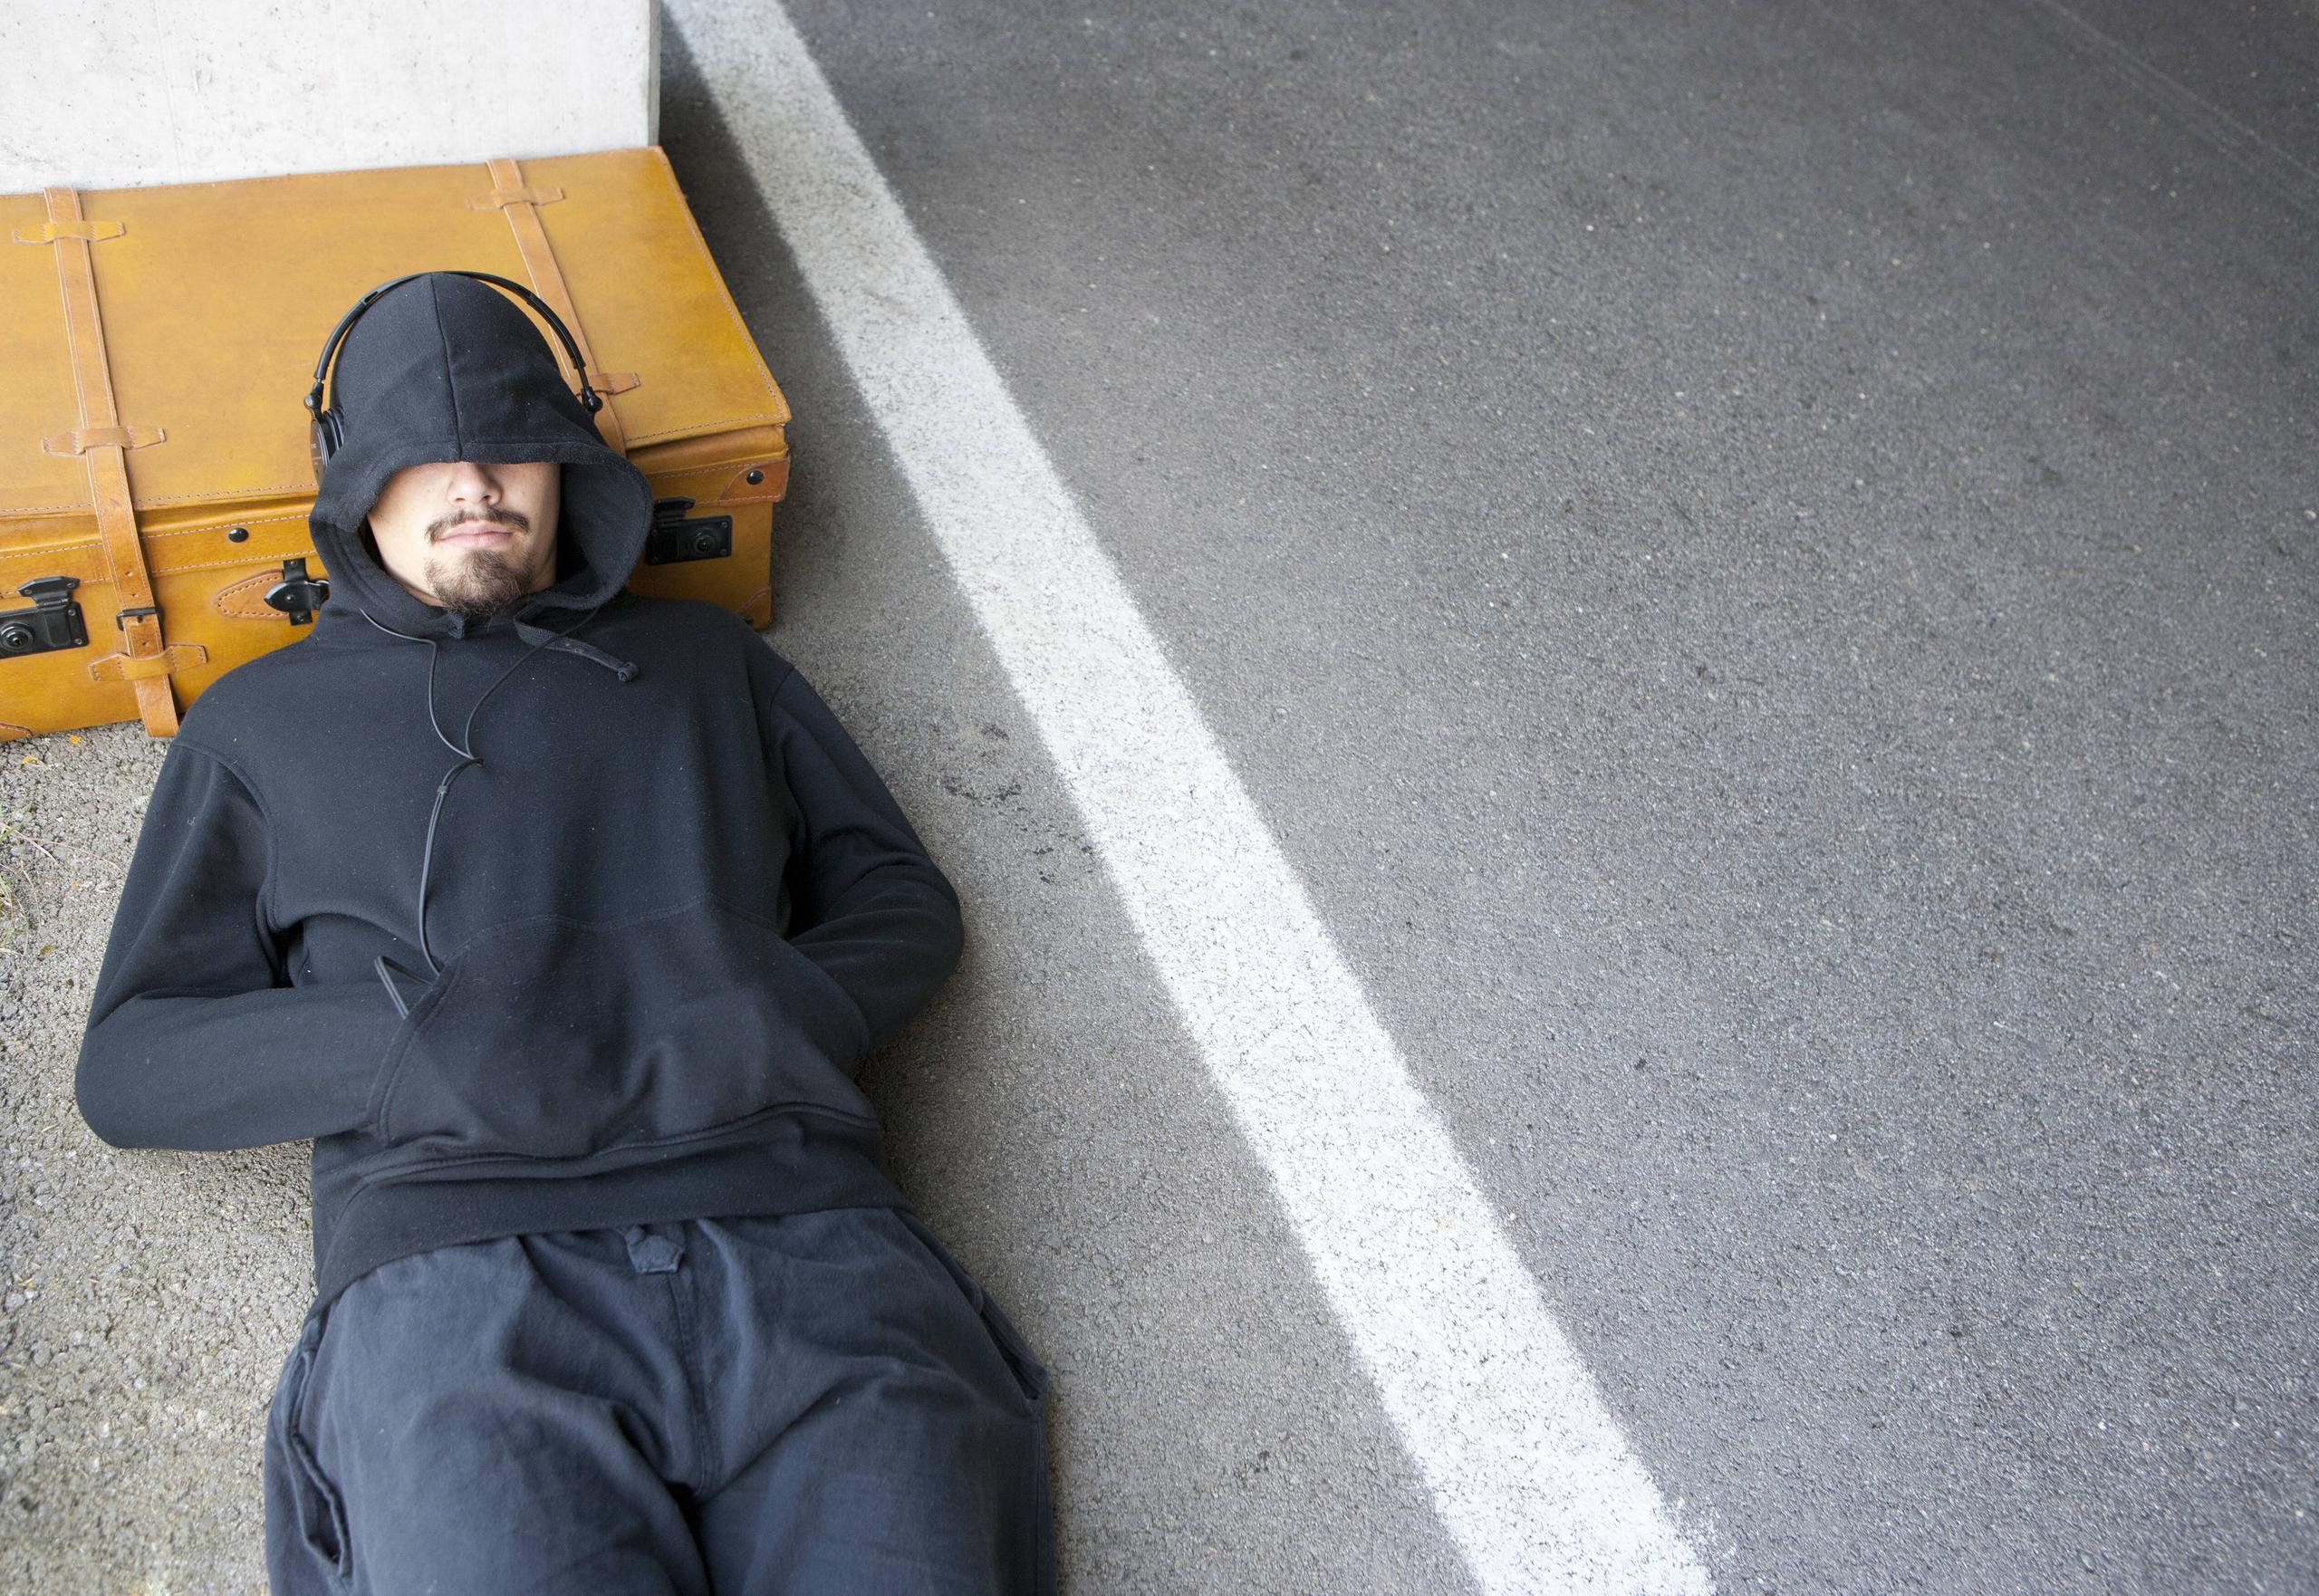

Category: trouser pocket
[892, 1208, 1050, 1414]
[265, 1305, 354, 1587]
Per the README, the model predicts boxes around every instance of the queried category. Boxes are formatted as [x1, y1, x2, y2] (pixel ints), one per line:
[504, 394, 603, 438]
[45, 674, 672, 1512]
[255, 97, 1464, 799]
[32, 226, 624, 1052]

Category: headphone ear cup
[310, 411, 340, 480]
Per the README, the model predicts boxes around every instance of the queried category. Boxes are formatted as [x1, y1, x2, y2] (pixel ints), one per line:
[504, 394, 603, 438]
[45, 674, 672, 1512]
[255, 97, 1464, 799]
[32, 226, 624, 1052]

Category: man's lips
[438, 523, 515, 545]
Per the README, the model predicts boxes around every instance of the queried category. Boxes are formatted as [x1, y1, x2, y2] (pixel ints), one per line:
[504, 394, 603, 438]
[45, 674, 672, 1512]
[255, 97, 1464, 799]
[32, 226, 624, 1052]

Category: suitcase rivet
[227, 526, 250, 542]
[745, 468, 765, 485]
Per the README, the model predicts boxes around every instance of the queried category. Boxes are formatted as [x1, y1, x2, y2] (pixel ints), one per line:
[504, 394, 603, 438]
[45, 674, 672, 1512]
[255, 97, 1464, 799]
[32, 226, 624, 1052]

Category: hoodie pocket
[370, 894, 875, 1159]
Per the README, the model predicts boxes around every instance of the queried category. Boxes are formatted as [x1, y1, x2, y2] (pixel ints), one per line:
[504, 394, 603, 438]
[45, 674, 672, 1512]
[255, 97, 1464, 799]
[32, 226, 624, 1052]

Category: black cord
[363, 601, 606, 978]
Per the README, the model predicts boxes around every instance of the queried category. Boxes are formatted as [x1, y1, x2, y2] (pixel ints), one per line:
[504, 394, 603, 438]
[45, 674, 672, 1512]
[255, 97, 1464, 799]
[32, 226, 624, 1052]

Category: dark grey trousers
[263, 1206, 1054, 1595]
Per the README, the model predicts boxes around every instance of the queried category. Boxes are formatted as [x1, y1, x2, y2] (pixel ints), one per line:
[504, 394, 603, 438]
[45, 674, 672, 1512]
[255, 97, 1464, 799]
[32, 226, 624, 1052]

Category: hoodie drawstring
[513, 615, 640, 680]
[360, 602, 639, 1015]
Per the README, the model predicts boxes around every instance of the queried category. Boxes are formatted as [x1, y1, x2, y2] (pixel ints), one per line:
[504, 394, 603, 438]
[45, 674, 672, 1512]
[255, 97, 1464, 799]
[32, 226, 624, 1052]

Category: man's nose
[447, 461, 501, 501]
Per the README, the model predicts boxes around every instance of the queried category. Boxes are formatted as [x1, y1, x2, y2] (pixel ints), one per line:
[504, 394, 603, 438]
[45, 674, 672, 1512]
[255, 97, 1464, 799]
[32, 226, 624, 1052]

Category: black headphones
[303, 270, 604, 476]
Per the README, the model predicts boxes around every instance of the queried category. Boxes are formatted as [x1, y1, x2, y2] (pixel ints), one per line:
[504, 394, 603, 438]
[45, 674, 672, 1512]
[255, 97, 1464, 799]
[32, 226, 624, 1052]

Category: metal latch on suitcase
[265, 558, 329, 626]
[0, 576, 90, 659]
[645, 497, 733, 566]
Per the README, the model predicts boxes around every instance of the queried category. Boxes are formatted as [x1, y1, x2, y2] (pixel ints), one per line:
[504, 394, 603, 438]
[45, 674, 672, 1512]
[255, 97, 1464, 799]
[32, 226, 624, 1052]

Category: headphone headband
[305, 270, 604, 476]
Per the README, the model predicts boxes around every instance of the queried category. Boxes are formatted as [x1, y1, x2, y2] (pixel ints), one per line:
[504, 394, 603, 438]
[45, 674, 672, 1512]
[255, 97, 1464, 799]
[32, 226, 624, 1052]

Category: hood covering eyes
[306, 270, 657, 645]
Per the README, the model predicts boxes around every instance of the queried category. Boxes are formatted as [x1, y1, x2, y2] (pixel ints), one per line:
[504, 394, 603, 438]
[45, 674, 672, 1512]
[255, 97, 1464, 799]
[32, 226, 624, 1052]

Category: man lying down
[76, 270, 1053, 1595]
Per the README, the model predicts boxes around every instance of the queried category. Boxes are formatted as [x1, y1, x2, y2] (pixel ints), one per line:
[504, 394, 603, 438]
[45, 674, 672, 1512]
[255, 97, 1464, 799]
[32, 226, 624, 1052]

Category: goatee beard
[428, 549, 534, 621]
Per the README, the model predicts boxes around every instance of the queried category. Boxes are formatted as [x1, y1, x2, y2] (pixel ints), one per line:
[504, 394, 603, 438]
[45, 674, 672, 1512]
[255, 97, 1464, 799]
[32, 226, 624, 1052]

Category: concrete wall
[0, 0, 659, 192]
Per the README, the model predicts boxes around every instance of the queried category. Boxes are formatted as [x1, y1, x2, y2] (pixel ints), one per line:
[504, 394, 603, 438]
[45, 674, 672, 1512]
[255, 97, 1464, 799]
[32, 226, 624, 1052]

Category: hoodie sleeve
[75, 737, 408, 1151]
[765, 662, 967, 1058]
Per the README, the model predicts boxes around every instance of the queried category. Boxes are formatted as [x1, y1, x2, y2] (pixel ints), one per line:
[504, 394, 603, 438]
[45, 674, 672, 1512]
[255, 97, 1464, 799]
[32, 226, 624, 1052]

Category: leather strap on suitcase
[475, 157, 643, 456]
[17, 187, 185, 737]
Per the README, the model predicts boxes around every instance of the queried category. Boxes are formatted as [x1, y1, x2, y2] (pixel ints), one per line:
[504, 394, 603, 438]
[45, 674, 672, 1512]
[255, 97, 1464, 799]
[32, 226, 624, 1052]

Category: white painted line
[673, 5, 1717, 1591]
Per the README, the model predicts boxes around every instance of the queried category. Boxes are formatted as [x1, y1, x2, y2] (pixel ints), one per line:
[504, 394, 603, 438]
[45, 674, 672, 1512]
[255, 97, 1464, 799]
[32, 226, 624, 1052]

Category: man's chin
[428, 571, 531, 620]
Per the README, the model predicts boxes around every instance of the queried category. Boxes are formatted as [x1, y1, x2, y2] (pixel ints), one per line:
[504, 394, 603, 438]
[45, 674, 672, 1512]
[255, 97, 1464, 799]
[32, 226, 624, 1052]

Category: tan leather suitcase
[0, 146, 791, 742]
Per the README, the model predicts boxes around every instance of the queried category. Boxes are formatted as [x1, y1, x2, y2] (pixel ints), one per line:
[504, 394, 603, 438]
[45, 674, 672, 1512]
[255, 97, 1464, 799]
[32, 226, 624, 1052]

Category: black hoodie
[74, 274, 965, 1312]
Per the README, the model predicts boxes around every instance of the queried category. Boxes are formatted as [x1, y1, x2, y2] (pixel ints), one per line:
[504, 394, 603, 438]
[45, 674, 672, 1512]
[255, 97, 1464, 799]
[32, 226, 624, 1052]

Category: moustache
[430, 507, 532, 540]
